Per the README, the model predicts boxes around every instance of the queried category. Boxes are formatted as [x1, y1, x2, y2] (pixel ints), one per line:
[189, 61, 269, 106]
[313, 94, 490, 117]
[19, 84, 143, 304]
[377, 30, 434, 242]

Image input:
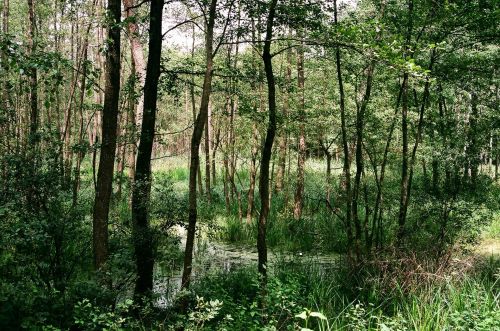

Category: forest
[0, 0, 499, 329]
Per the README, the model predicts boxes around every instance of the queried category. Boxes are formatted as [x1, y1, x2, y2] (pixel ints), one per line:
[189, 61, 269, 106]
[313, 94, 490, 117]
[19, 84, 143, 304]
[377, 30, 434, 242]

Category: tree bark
[131, 0, 164, 299]
[92, 0, 120, 271]
[189, 25, 204, 196]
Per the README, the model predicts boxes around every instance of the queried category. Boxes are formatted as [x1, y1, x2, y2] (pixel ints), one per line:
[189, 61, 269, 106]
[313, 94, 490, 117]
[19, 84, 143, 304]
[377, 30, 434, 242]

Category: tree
[293, 33, 306, 220]
[257, 0, 278, 280]
[131, 0, 164, 299]
[333, 0, 353, 253]
[123, 0, 147, 195]
[181, 0, 218, 290]
[92, 0, 121, 271]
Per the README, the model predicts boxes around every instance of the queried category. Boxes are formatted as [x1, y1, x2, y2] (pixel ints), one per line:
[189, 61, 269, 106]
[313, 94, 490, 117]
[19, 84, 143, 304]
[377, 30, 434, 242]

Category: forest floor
[477, 238, 500, 256]
[477, 214, 500, 255]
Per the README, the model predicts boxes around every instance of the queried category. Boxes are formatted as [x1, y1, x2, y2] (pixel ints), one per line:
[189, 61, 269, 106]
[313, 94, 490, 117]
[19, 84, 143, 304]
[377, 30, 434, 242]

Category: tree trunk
[26, 0, 39, 212]
[293, 37, 306, 220]
[131, 0, 164, 299]
[398, 49, 435, 243]
[204, 102, 212, 200]
[211, 119, 219, 185]
[257, 0, 278, 280]
[181, 0, 217, 290]
[123, 0, 146, 128]
[326, 150, 332, 200]
[72, 43, 89, 206]
[27, 0, 37, 143]
[92, 0, 120, 271]
[467, 91, 480, 187]
[246, 123, 259, 224]
[123, 0, 147, 200]
[370, 84, 403, 249]
[275, 47, 292, 193]
[246, 17, 261, 224]
[397, 72, 410, 243]
[352, 58, 375, 255]
[396, 0, 414, 244]
[189, 25, 203, 196]
[334, 0, 353, 251]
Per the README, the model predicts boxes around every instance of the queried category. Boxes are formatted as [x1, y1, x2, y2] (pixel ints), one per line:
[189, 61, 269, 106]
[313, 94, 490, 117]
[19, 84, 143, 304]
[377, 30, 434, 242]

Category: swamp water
[153, 226, 340, 307]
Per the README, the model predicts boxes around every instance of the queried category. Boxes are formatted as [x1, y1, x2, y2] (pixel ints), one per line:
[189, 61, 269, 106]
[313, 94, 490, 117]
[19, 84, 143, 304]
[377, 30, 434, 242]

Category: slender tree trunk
[123, 0, 146, 129]
[397, 72, 410, 243]
[246, 123, 259, 224]
[72, 44, 89, 206]
[246, 17, 261, 223]
[123, 0, 146, 199]
[92, 0, 120, 271]
[467, 91, 480, 187]
[396, 0, 414, 243]
[326, 149, 332, 201]
[370, 84, 403, 249]
[72, 8, 96, 204]
[204, 102, 212, 200]
[211, 119, 219, 185]
[257, 0, 278, 280]
[334, 0, 353, 250]
[293, 37, 306, 220]
[398, 50, 435, 243]
[224, 153, 231, 211]
[352, 60, 375, 255]
[26, 0, 38, 210]
[27, 0, 37, 145]
[189, 25, 203, 196]
[275, 47, 291, 193]
[1, 0, 9, 156]
[181, 0, 217, 290]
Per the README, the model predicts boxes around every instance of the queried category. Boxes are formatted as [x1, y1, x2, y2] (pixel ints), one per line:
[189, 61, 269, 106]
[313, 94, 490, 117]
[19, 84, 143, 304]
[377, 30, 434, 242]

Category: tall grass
[172, 254, 499, 330]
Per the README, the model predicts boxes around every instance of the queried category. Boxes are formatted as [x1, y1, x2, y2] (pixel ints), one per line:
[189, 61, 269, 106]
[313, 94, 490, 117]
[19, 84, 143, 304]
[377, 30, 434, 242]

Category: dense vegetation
[0, 0, 498, 330]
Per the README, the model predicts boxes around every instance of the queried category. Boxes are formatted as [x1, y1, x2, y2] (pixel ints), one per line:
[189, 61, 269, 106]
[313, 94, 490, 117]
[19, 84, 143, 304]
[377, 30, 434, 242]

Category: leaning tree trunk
[181, 0, 217, 291]
[92, 0, 120, 271]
